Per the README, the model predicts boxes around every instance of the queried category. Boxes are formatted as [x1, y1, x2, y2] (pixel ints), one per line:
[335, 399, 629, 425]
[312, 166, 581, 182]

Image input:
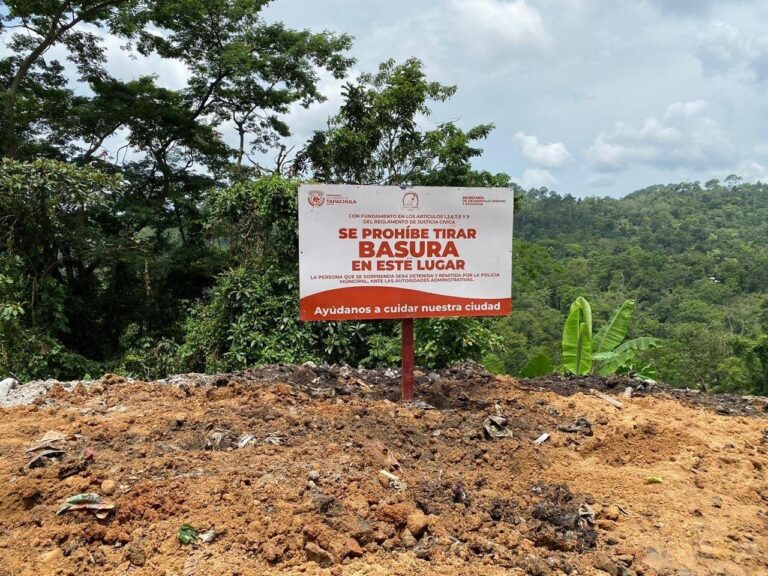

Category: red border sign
[299, 185, 513, 321]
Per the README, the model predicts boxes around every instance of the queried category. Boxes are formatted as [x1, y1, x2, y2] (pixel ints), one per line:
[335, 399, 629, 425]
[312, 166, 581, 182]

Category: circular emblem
[402, 192, 419, 208]
[308, 190, 325, 207]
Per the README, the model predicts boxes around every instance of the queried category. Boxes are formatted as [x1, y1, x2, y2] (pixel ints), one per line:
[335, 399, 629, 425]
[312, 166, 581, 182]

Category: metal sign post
[401, 318, 415, 401]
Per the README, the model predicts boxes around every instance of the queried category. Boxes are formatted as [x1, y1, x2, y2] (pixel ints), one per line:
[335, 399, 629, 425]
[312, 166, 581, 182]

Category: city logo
[402, 191, 419, 209]
[308, 190, 325, 207]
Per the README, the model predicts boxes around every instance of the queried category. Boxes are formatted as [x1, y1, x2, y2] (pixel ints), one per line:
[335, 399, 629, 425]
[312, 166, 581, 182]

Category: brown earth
[0, 364, 767, 576]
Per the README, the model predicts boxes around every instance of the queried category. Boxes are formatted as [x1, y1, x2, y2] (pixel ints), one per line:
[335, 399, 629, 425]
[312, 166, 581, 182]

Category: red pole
[401, 318, 415, 401]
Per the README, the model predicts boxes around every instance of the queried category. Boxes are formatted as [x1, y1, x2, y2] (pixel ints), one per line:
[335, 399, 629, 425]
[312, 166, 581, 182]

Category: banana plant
[561, 298, 661, 378]
[561, 297, 593, 376]
[591, 300, 661, 378]
[518, 297, 661, 380]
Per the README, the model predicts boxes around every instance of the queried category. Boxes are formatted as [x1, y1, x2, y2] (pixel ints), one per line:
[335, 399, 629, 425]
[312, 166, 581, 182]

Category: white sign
[299, 185, 513, 321]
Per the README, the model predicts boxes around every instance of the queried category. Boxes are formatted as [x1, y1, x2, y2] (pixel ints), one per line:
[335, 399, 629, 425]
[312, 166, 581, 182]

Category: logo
[402, 191, 419, 209]
[308, 190, 325, 207]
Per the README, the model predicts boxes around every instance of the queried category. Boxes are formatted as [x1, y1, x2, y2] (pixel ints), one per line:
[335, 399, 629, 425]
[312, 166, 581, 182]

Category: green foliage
[593, 337, 662, 378]
[557, 297, 660, 378]
[746, 336, 768, 395]
[179, 265, 315, 371]
[593, 300, 635, 356]
[589, 299, 662, 377]
[177, 524, 198, 545]
[210, 175, 299, 264]
[0, 3, 355, 380]
[562, 297, 593, 376]
[116, 324, 183, 380]
[508, 181, 768, 392]
[520, 353, 554, 378]
[415, 317, 501, 367]
[0, 159, 120, 379]
[302, 58, 502, 187]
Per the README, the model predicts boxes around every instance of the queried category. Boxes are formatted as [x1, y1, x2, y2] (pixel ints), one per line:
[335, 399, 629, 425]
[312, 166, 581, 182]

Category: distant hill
[495, 178, 768, 394]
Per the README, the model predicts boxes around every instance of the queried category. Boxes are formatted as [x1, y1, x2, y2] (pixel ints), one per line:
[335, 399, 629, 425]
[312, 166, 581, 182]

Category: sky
[6, 0, 768, 197]
[257, 0, 768, 197]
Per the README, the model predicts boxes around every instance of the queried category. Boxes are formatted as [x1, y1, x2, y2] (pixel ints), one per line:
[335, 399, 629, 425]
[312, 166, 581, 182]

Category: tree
[301, 58, 500, 186]
[2, 1, 356, 374]
[747, 336, 768, 395]
[1, 0, 138, 157]
[129, 0, 353, 176]
[2, 0, 354, 164]
[0, 158, 122, 376]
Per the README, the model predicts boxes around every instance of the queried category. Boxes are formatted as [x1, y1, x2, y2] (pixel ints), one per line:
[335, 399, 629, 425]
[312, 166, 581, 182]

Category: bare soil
[1, 364, 767, 576]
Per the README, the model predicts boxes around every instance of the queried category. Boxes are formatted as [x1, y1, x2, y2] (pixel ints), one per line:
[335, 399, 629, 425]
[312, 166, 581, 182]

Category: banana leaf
[594, 336, 662, 376]
[562, 297, 592, 376]
[593, 300, 635, 354]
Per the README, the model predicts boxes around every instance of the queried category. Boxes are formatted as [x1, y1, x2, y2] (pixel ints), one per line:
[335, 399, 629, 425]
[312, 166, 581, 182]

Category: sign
[298, 184, 513, 321]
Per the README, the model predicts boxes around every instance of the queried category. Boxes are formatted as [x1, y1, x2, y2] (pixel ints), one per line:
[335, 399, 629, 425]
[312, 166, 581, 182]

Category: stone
[406, 511, 429, 538]
[603, 505, 621, 521]
[126, 544, 146, 567]
[0, 377, 18, 399]
[350, 516, 374, 544]
[400, 528, 417, 548]
[382, 538, 398, 551]
[305, 542, 335, 567]
[593, 553, 620, 576]
[376, 503, 412, 526]
[101, 480, 117, 495]
[262, 539, 287, 563]
[340, 538, 365, 560]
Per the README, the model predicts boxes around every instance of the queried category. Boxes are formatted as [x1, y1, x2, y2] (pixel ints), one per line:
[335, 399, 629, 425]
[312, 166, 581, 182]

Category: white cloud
[513, 131, 572, 168]
[514, 168, 559, 189]
[695, 20, 768, 84]
[643, 0, 746, 16]
[450, 0, 551, 55]
[736, 159, 768, 182]
[279, 70, 351, 140]
[588, 174, 617, 188]
[586, 100, 735, 172]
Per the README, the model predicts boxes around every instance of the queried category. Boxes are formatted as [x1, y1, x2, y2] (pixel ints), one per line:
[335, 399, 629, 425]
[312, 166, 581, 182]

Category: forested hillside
[500, 181, 768, 393]
[1, 0, 766, 395]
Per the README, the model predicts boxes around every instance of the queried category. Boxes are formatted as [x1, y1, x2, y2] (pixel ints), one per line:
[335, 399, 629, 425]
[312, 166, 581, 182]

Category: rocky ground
[0, 363, 767, 575]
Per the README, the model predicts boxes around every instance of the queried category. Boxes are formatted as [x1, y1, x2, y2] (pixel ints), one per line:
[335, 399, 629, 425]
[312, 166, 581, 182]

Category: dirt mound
[519, 373, 768, 418]
[0, 368, 767, 575]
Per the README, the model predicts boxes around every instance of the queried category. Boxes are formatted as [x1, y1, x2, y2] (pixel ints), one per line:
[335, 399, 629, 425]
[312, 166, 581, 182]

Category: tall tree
[1, 0, 355, 374]
[0, 0, 138, 157]
[302, 58, 502, 186]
